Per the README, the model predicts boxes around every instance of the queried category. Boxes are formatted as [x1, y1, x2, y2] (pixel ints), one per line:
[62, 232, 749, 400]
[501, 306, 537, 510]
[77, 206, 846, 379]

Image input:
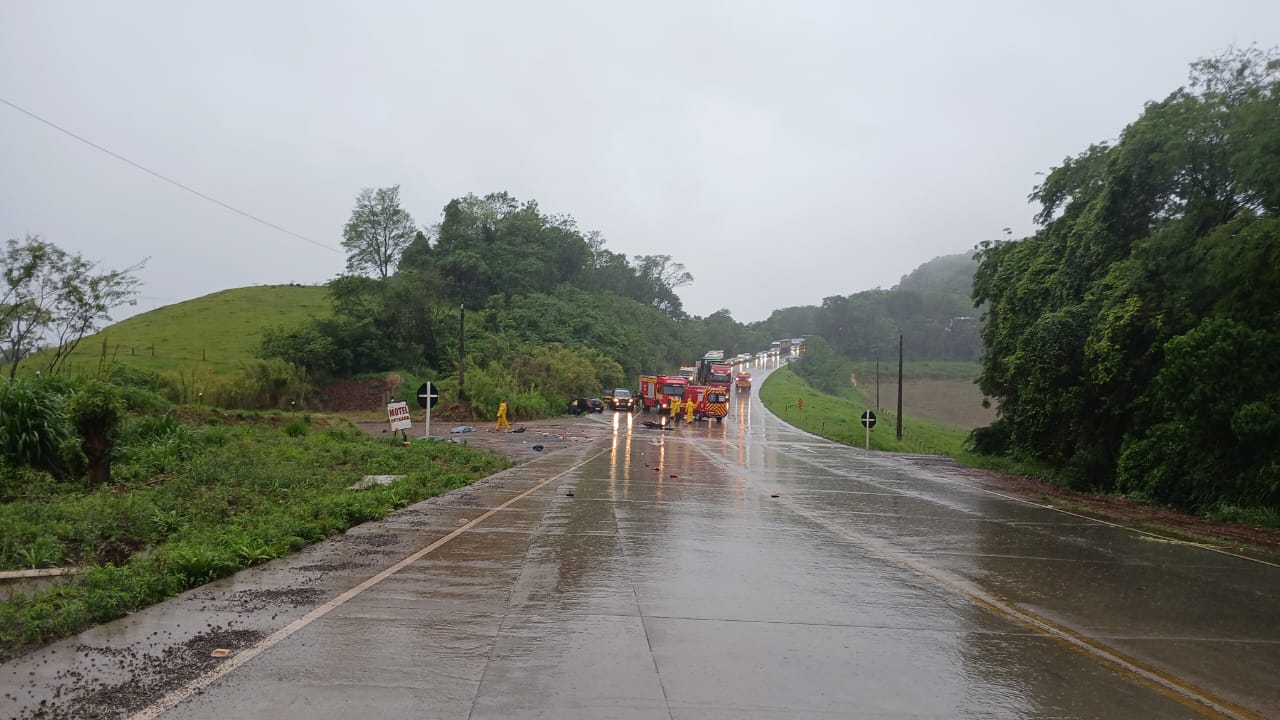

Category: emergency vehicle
[683, 385, 708, 419]
[697, 386, 729, 422]
[640, 375, 689, 415]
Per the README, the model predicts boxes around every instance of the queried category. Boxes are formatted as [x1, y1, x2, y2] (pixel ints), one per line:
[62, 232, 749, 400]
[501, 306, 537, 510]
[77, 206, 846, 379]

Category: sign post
[387, 401, 412, 441]
[416, 382, 438, 440]
[860, 410, 877, 450]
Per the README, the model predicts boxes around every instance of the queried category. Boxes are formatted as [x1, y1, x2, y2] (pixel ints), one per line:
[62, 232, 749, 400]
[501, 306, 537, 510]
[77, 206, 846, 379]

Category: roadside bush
[118, 385, 172, 414]
[200, 426, 230, 447]
[791, 336, 856, 396]
[15, 536, 64, 569]
[115, 427, 197, 481]
[66, 380, 126, 486]
[465, 361, 519, 419]
[158, 360, 309, 410]
[0, 378, 72, 474]
[1205, 503, 1280, 528]
[106, 363, 162, 391]
[239, 358, 310, 409]
[162, 543, 238, 585]
[512, 343, 602, 409]
[508, 391, 551, 420]
[283, 417, 310, 437]
[966, 419, 1012, 455]
[157, 367, 208, 405]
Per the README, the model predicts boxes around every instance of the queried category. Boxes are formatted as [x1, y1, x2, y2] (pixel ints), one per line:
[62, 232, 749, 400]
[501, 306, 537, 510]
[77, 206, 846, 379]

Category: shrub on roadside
[0, 378, 72, 475]
[66, 380, 126, 486]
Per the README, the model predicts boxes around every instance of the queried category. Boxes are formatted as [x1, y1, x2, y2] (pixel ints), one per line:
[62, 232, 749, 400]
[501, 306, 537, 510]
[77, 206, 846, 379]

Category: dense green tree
[972, 47, 1280, 511]
[268, 186, 982, 420]
[791, 336, 856, 395]
[342, 186, 417, 279]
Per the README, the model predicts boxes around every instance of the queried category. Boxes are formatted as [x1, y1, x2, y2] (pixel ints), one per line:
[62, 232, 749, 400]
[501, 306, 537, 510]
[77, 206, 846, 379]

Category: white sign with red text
[387, 401, 413, 431]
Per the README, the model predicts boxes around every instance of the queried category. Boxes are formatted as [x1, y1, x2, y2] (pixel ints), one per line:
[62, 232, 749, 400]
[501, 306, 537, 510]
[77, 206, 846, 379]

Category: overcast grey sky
[3, 2, 1279, 323]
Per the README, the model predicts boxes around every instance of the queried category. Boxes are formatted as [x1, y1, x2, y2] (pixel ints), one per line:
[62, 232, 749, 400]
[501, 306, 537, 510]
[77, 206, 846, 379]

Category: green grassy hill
[27, 285, 331, 376]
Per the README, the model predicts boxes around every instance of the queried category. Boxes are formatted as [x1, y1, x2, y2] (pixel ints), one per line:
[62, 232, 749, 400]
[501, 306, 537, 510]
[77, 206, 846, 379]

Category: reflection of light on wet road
[610, 411, 635, 499]
[656, 431, 666, 500]
[609, 412, 619, 497]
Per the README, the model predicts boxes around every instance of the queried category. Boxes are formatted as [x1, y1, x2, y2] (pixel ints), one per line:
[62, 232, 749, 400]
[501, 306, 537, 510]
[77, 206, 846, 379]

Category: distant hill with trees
[752, 252, 982, 362]
[10, 188, 985, 421]
[260, 191, 719, 418]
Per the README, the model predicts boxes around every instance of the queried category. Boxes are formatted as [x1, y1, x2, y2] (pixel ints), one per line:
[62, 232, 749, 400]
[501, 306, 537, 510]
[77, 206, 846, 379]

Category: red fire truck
[640, 374, 689, 415]
[706, 363, 733, 388]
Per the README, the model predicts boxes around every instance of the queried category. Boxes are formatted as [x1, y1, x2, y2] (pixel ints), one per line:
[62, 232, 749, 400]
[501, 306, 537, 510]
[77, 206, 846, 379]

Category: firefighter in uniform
[496, 401, 510, 431]
[669, 395, 681, 423]
[686, 396, 697, 423]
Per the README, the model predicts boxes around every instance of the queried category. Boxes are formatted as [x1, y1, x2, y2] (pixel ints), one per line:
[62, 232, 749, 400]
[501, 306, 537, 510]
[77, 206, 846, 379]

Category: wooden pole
[896, 335, 903, 441]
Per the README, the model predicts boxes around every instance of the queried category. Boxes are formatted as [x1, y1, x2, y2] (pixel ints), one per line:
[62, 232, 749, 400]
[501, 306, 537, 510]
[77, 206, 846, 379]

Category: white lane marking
[128, 446, 608, 720]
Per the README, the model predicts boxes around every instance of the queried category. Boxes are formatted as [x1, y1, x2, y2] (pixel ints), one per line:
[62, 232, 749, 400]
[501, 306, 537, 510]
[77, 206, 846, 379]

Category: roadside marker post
[416, 382, 438, 440]
[861, 410, 877, 450]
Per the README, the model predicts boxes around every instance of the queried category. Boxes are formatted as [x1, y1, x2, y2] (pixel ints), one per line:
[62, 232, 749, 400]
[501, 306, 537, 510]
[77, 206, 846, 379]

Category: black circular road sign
[417, 382, 439, 409]
[860, 410, 877, 429]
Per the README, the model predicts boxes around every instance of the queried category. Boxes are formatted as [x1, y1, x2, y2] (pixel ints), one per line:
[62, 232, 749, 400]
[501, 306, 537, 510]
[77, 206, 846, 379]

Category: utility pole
[875, 355, 880, 410]
[896, 334, 903, 441]
[458, 303, 466, 400]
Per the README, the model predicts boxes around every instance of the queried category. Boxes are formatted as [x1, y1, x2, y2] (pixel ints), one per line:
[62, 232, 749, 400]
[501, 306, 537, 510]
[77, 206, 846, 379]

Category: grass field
[851, 359, 984, 382]
[760, 366, 973, 455]
[21, 285, 331, 377]
[850, 360, 994, 429]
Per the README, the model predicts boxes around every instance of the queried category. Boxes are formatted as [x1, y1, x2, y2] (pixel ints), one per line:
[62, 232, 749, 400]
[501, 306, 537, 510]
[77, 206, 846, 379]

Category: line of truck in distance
[635, 340, 804, 422]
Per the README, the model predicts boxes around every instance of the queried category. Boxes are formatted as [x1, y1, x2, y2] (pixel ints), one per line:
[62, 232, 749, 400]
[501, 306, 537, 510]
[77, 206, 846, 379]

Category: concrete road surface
[4, 364, 1279, 719]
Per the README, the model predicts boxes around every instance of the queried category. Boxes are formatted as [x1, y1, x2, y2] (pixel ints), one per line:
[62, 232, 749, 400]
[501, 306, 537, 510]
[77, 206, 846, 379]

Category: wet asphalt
[4, 362, 1279, 719]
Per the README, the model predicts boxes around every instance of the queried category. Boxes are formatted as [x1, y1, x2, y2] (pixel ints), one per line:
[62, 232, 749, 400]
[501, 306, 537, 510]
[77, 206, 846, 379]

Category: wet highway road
[5, 365, 1280, 719]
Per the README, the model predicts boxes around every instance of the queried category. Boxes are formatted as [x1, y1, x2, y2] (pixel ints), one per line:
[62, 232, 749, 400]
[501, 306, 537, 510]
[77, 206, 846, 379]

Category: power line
[0, 95, 341, 254]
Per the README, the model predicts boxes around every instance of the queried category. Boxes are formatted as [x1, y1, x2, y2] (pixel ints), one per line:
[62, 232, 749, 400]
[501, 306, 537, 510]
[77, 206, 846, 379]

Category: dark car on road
[610, 388, 635, 411]
[570, 397, 605, 415]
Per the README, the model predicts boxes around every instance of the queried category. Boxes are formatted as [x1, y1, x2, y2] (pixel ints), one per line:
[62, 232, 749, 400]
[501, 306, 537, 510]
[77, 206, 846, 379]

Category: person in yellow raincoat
[685, 396, 696, 423]
[496, 401, 510, 431]
[669, 395, 681, 423]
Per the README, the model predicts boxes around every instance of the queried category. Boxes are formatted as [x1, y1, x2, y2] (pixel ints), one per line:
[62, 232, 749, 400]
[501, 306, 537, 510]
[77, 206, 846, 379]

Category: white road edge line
[969, 484, 1280, 570]
[693, 439, 1266, 720]
[127, 446, 609, 720]
[756, 379, 1280, 570]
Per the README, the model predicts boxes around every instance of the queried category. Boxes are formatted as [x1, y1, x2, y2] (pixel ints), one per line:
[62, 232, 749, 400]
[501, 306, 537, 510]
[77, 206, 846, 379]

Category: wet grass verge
[759, 366, 972, 456]
[0, 416, 509, 660]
